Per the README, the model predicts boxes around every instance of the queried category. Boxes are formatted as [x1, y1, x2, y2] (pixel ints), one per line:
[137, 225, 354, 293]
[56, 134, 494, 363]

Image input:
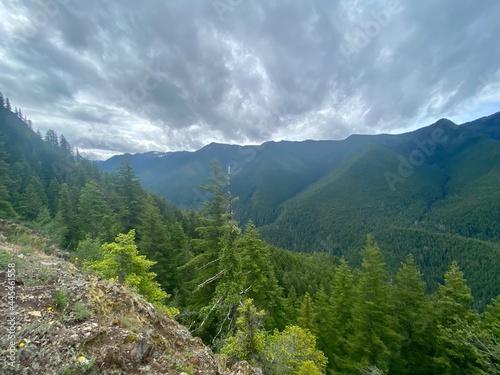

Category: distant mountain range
[98, 112, 500, 306]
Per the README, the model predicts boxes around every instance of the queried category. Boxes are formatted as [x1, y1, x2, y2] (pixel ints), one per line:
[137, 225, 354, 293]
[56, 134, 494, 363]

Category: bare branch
[194, 270, 225, 292]
[197, 257, 221, 271]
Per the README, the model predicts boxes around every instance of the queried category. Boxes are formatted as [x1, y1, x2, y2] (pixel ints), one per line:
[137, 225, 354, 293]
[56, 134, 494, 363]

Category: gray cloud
[0, 0, 499, 159]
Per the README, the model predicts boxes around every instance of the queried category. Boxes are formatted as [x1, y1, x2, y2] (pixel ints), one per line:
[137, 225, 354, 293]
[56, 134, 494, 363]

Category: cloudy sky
[1, 0, 499, 159]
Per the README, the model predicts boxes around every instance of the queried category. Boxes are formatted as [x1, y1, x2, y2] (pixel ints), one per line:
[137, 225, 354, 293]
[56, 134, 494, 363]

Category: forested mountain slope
[98, 112, 500, 308]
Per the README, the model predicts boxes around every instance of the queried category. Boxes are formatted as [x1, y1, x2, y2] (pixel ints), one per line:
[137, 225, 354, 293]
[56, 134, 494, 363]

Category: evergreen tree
[44, 129, 59, 148]
[297, 292, 317, 335]
[90, 229, 168, 303]
[59, 134, 73, 159]
[348, 236, 401, 372]
[328, 258, 355, 374]
[114, 158, 144, 232]
[237, 221, 283, 327]
[77, 181, 109, 240]
[137, 196, 181, 293]
[221, 298, 266, 365]
[262, 325, 328, 375]
[391, 255, 440, 374]
[5, 97, 11, 111]
[484, 296, 500, 340]
[435, 262, 487, 374]
[0, 136, 15, 217]
[0, 91, 4, 107]
[283, 286, 299, 325]
[54, 183, 76, 248]
[17, 177, 47, 221]
[182, 161, 229, 312]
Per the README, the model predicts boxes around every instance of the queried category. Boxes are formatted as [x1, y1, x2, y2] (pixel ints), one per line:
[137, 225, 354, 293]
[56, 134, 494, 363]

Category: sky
[1, 0, 499, 160]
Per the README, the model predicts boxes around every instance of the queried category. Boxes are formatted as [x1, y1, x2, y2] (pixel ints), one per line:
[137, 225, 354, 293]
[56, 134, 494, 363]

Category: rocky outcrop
[0, 224, 261, 375]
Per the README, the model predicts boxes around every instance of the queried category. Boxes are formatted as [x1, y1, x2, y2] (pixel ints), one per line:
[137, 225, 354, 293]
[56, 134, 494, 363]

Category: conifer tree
[44, 129, 59, 148]
[5, 97, 11, 111]
[297, 292, 317, 335]
[137, 196, 181, 292]
[222, 298, 266, 365]
[237, 221, 283, 326]
[262, 325, 328, 375]
[90, 230, 168, 303]
[435, 262, 486, 374]
[391, 254, 440, 374]
[54, 183, 76, 248]
[348, 236, 401, 372]
[328, 258, 355, 374]
[182, 161, 229, 312]
[0, 91, 4, 107]
[0, 136, 15, 217]
[77, 181, 109, 240]
[115, 157, 144, 232]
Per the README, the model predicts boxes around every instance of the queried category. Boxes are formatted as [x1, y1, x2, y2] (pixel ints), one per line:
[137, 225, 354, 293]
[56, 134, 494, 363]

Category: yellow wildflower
[19, 342, 25, 348]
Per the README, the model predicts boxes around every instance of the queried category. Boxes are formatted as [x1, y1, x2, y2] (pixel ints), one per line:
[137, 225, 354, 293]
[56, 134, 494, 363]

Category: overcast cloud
[1, 0, 499, 159]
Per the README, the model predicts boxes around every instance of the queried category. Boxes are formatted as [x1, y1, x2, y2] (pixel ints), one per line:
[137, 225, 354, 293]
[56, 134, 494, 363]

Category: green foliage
[297, 292, 316, 335]
[221, 299, 266, 365]
[55, 289, 69, 312]
[90, 230, 169, 304]
[73, 301, 91, 321]
[347, 236, 401, 372]
[262, 325, 327, 375]
[74, 236, 102, 266]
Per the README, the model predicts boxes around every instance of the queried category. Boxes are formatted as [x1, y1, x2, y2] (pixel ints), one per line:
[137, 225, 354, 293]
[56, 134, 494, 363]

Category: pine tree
[44, 129, 59, 148]
[137, 196, 181, 292]
[237, 221, 283, 327]
[328, 258, 355, 374]
[348, 236, 401, 372]
[115, 158, 144, 232]
[391, 254, 440, 374]
[484, 296, 500, 340]
[221, 298, 266, 365]
[0, 136, 15, 217]
[90, 230, 168, 303]
[297, 292, 317, 335]
[0, 91, 4, 107]
[77, 181, 109, 240]
[54, 183, 76, 248]
[59, 134, 73, 159]
[182, 161, 229, 312]
[5, 97, 11, 111]
[262, 325, 328, 375]
[435, 262, 486, 374]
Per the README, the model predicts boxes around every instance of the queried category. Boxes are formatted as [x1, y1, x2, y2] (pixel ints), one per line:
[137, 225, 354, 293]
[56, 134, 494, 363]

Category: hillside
[0, 221, 260, 375]
[97, 112, 500, 308]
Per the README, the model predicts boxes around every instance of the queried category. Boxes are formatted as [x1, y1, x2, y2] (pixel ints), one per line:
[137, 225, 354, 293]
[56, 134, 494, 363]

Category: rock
[130, 337, 151, 363]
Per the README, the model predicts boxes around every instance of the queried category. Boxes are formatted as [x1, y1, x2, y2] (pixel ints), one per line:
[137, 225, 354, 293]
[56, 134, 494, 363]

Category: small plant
[0, 251, 13, 268]
[55, 289, 69, 312]
[73, 301, 91, 321]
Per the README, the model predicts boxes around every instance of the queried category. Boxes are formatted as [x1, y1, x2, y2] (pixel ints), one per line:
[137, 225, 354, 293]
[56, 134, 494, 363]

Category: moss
[124, 333, 138, 343]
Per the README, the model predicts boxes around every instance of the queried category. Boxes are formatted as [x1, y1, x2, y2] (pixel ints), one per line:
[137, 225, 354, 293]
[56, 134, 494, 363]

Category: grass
[55, 290, 69, 312]
[73, 302, 91, 322]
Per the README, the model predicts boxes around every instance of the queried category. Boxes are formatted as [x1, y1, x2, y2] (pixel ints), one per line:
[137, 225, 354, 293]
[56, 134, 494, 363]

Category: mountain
[98, 112, 500, 307]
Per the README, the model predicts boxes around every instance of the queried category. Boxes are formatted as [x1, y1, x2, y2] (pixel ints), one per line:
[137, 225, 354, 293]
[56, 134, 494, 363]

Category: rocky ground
[0, 221, 261, 375]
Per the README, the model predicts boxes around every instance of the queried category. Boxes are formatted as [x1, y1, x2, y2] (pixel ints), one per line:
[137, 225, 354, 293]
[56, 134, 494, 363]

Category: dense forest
[98, 112, 500, 313]
[1, 93, 500, 374]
